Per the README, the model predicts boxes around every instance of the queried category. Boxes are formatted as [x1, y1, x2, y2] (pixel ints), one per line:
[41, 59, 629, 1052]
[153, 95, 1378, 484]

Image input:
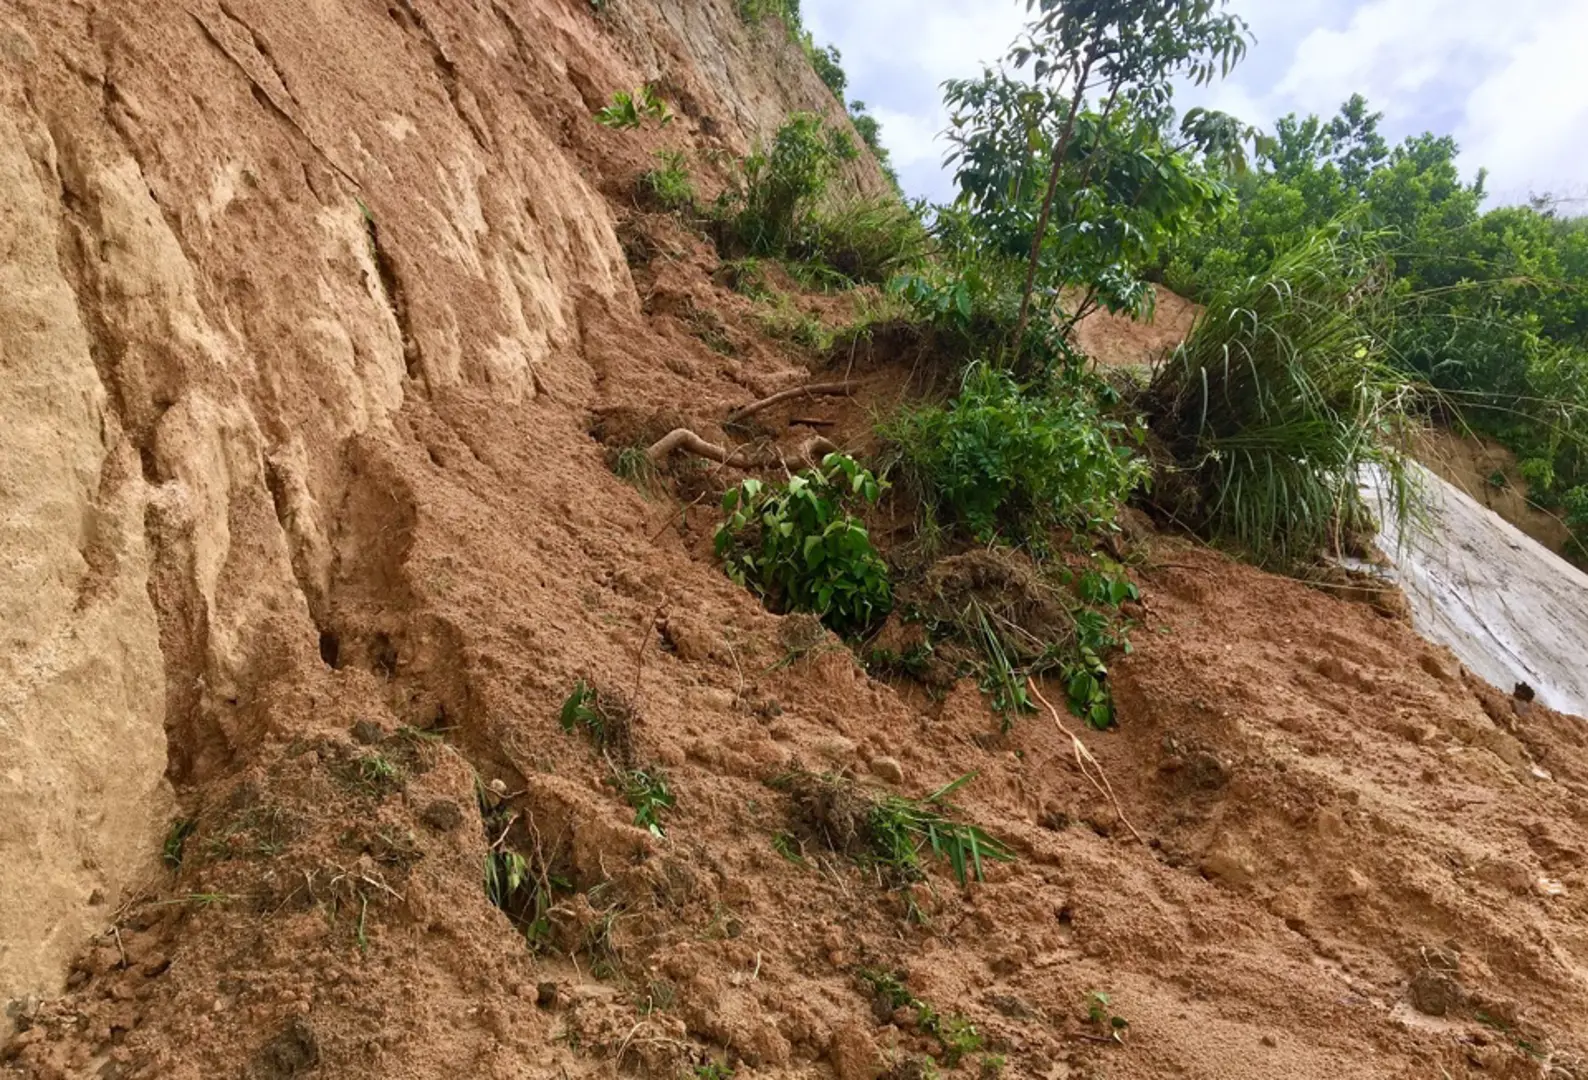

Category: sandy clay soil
[2, 2, 1587, 1079]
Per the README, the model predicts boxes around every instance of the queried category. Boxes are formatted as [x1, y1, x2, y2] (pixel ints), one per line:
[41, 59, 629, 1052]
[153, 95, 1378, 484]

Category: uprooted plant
[780, 770, 1013, 892]
[876, 365, 1146, 727]
[895, 548, 1139, 729]
[640, 149, 696, 212]
[559, 680, 677, 838]
[716, 453, 893, 635]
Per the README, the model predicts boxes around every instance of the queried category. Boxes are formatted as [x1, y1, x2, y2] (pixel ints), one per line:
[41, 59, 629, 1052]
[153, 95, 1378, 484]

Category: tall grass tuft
[799, 196, 933, 285]
[1146, 225, 1423, 568]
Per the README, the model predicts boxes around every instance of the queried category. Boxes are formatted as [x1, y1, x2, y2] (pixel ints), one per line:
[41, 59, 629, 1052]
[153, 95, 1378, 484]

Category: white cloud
[1254, 0, 1588, 201]
[1456, 3, 1588, 204]
[803, 0, 1028, 200]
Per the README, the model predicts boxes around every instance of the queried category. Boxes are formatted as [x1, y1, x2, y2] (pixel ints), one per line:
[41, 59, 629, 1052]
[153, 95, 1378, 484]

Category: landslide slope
[2, 3, 1586, 1080]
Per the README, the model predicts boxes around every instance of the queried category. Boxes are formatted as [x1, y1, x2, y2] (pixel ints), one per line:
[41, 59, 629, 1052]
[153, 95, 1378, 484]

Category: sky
[802, 0, 1588, 210]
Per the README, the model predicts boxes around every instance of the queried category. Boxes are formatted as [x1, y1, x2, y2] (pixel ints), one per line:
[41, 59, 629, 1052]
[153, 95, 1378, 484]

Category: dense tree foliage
[1165, 96, 1588, 555]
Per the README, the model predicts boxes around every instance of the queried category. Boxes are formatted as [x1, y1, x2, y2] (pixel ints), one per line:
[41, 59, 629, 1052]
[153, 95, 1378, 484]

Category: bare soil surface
[1413, 429, 1575, 556]
[1072, 285, 1200, 372]
[3, 4, 1587, 1080]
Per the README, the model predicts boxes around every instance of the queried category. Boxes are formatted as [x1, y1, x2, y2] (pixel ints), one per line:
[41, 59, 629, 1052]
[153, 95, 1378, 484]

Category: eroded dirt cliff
[0, 0, 872, 1030]
[3, 2, 1587, 1079]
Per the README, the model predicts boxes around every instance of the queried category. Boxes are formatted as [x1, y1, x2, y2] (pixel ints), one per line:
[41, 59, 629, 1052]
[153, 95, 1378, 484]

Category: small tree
[1002, 0, 1251, 371]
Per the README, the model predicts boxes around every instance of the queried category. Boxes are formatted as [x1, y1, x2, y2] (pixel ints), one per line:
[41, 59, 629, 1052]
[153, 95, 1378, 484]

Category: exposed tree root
[1028, 678, 1146, 846]
[646, 429, 837, 469]
[724, 382, 854, 425]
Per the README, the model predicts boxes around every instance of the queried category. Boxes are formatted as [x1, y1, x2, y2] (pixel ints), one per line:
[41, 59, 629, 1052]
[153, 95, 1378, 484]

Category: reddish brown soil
[1073, 285, 1200, 372]
[3, 3, 1587, 1080]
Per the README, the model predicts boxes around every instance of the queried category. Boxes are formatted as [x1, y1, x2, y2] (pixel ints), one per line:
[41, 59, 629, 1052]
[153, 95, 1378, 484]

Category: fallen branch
[725, 382, 854, 425]
[646, 428, 837, 469]
[1028, 679, 1145, 846]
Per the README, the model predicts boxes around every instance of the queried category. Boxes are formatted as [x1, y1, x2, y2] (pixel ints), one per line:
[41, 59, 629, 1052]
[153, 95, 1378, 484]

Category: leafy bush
[737, 0, 801, 25]
[809, 43, 847, 97]
[881, 364, 1147, 543]
[715, 454, 892, 634]
[640, 150, 695, 211]
[718, 113, 856, 254]
[1146, 226, 1421, 568]
[595, 86, 673, 130]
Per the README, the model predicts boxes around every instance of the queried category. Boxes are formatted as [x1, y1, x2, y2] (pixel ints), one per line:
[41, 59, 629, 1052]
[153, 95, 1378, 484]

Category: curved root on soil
[1028, 678, 1146, 846]
[646, 428, 838, 469]
[724, 382, 855, 425]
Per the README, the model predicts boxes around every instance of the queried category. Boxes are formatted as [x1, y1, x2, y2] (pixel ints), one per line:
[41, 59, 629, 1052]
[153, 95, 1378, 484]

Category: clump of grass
[718, 257, 773, 300]
[608, 445, 659, 495]
[683, 306, 737, 356]
[868, 774, 1015, 887]
[857, 969, 985, 1066]
[1146, 225, 1422, 569]
[358, 753, 402, 787]
[163, 818, 197, 870]
[205, 804, 293, 861]
[783, 771, 1013, 888]
[798, 196, 933, 285]
[334, 749, 406, 797]
[755, 292, 834, 351]
[640, 149, 695, 212]
[898, 548, 1139, 730]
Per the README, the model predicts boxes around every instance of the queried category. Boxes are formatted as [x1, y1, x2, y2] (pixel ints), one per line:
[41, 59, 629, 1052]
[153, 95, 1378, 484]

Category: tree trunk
[1010, 54, 1094, 377]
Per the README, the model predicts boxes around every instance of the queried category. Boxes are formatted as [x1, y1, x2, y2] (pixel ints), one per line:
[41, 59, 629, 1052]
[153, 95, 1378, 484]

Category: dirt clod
[252, 1017, 319, 1079]
[1410, 968, 1462, 1016]
[419, 799, 464, 833]
[786, 773, 873, 857]
[869, 757, 905, 786]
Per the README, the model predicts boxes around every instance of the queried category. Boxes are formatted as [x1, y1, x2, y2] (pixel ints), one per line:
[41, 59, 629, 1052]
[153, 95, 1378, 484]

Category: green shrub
[880, 365, 1147, 543]
[737, 0, 801, 26]
[1146, 226, 1420, 568]
[717, 113, 855, 255]
[595, 86, 673, 130]
[808, 43, 847, 97]
[715, 453, 892, 634]
[641, 150, 695, 211]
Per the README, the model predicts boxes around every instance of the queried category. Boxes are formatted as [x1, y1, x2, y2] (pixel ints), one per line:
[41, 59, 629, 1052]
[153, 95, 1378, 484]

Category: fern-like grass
[1148, 224, 1424, 568]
